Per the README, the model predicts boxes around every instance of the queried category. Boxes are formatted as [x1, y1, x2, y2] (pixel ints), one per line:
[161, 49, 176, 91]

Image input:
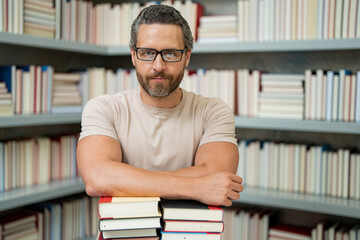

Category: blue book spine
[0, 65, 16, 92]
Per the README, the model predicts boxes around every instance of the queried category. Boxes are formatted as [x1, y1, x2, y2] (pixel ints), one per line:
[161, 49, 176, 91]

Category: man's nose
[152, 53, 166, 71]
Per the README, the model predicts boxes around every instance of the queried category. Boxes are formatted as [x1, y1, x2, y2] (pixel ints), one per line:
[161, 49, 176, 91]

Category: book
[98, 196, 161, 219]
[161, 231, 221, 240]
[102, 228, 159, 239]
[99, 216, 162, 231]
[269, 224, 311, 240]
[163, 220, 224, 233]
[161, 199, 224, 221]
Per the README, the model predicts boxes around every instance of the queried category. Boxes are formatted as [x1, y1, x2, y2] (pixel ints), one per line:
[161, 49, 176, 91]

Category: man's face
[131, 24, 191, 98]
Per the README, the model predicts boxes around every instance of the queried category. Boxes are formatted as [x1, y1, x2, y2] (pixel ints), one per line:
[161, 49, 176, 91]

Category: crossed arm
[76, 135, 244, 206]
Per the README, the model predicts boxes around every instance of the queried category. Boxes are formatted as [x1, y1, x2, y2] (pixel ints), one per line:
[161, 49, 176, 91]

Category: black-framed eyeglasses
[134, 47, 186, 62]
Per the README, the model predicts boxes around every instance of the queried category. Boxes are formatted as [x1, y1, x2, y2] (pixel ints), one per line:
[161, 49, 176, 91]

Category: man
[76, 4, 243, 207]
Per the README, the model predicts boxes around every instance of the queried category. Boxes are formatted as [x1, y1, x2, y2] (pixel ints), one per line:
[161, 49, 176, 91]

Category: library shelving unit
[1, 31, 360, 210]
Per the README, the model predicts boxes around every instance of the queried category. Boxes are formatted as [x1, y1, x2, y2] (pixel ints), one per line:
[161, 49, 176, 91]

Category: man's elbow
[82, 177, 103, 197]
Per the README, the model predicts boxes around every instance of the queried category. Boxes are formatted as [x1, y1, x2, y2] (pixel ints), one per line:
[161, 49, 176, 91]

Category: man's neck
[140, 87, 183, 109]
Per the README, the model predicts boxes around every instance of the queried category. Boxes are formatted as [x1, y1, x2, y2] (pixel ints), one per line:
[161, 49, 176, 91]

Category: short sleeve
[199, 98, 237, 146]
[79, 95, 119, 141]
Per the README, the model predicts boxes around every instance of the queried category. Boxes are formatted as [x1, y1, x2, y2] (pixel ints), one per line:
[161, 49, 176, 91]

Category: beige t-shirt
[79, 87, 237, 171]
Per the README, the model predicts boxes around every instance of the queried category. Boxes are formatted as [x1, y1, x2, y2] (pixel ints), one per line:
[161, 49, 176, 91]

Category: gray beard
[136, 71, 184, 98]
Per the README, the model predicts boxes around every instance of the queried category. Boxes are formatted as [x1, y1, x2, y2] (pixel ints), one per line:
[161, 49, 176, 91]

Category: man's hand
[191, 171, 244, 207]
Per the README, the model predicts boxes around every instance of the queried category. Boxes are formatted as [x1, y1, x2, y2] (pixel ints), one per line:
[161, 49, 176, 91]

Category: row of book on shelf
[235, 0, 360, 43]
[1, 65, 360, 123]
[0, 195, 98, 240]
[0, 134, 78, 192]
[0, 0, 202, 45]
[2, 0, 360, 46]
[237, 139, 360, 200]
[222, 207, 360, 240]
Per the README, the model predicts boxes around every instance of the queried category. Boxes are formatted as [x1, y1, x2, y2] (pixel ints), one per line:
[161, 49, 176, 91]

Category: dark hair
[130, 4, 193, 50]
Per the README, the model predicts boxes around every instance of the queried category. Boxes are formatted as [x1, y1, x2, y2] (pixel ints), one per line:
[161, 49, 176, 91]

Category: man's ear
[130, 48, 136, 67]
[185, 49, 191, 67]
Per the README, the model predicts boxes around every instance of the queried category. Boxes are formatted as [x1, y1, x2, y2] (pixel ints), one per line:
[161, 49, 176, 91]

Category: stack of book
[259, 73, 305, 120]
[0, 210, 43, 239]
[24, 0, 57, 38]
[52, 72, 83, 113]
[0, 80, 12, 116]
[197, 15, 237, 43]
[98, 196, 161, 240]
[161, 199, 224, 240]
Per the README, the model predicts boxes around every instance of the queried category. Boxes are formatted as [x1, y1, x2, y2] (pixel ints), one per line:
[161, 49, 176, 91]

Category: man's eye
[144, 51, 154, 56]
[164, 51, 176, 57]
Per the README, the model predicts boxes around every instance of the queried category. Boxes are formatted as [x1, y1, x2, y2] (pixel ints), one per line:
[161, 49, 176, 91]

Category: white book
[285, 0, 291, 41]
[325, 71, 334, 121]
[335, 0, 343, 39]
[314, 146, 322, 195]
[35, 66, 41, 114]
[0, 0, 3, 32]
[343, 74, 351, 121]
[356, 154, 360, 199]
[330, 152, 337, 197]
[337, 149, 344, 198]
[355, 71, 360, 122]
[342, 149, 350, 198]
[321, 151, 328, 196]
[305, 69, 312, 119]
[341, 0, 350, 38]
[332, 74, 339, 121]
[349, 74, 356, 121]
[273, 143, 280, 190]
[348, 0, 357, 38]
[238, 69, 249, 116]
[258, 0, 264, 41]
[326, 150, 333, 196]
[311, 74, 317, 119]
[338, 70, 348, 121]
[299, 144, 307, 193]
[349, 154, 356, 199]
[317, 0, 324, 39]
[357, 0, 360, 38]
[8, 0, 13, 33]
[306, 148, 314, 194]
[290, 0, 297, 40]
[323, 0, 329, 39]
[328, 0, 336, 39]
[316, 70, 324, 120]
[237, 0, 244, 41]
